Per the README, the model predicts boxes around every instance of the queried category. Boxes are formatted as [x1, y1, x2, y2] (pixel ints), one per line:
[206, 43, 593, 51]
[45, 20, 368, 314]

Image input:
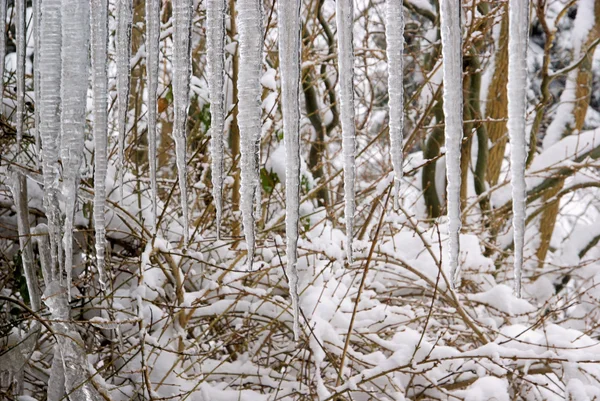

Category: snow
[507, 0, 530, 297]
[146, 0, 160, 231]
[61, 0, 90, 295]
[91, 0, 110, 287]
[440, 0, 463, 289]
[237, 0, 264, 269]
[207, 0, 227, 239]
[116, 0, 132, 202]
[385, 0, 405, 209]
[336, 0, 357, 264]
[172, 0, 193, 244]
[278, 0, 302, 340]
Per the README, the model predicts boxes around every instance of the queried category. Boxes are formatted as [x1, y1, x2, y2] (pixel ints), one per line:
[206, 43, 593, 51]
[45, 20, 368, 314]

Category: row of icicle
[3, 0, 530, 337]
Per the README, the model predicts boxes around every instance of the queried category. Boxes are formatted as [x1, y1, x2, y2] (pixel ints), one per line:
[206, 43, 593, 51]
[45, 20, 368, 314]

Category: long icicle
[15, 0, 25, 149]
[207, 0, 226, 239]
[13, 0, 40, 313]
[278, 0, 302, 340]
[172, 0, 192, 244]
[237, 0, 264, 269]
[0, 0, 5, 104]
[61, 0, 90, 297]
[39, 0, 63, 278]
[440, 0, 463, 289]
[508, 0, 530, 298]
[146, 0, 160, 231]
[90, 0, 109, 286]
[335, 0, 356, 264]
[116, 0, 132, 201]
[385, 0, 404, 208]
[33, 0, 42, 163]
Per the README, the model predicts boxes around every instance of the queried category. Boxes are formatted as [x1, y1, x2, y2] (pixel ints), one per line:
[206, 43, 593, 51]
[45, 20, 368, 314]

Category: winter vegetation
[2, 0, 600, 399]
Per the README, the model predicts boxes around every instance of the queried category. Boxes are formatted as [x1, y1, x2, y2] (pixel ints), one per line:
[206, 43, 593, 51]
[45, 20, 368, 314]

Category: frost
[61, 0, 90, 296]
[146, 0, 161, 231]
[116, 0, 132, 202]
[385, 0, 404, 208]
[507, 0, 530, 297]
[237, 0, 264, 269]
[172, 0, 193, 244]
[336, 0, 357, 263]
[278, 0, 302, 340]
[439, 0, 463, 288]
[91, 0, 110, 286]
[207, 0, 226, 239]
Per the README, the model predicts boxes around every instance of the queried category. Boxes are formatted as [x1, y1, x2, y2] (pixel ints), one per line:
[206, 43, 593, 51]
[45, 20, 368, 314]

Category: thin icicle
[61, 0, 90, 297]
[33, 0, 41, 162]
[172, 0, 192, 244]
[237, 0, 264, 270]
[508, 0, 530, 298]
[440, 0, 463, 289]
[0, 0, 5, 105]
[39, 0, 63, 279]
[9, 172, 41, 312]
[278, 0, 301, 340]
[90, 0, 109, 286]
[385, 0, 404, 208]
[16, 0, 25, 150]
[335, 0, 356, 264]
[146, 0, 160, 231]
[206, 0, 226, 239]
[116, 0, 132, 201]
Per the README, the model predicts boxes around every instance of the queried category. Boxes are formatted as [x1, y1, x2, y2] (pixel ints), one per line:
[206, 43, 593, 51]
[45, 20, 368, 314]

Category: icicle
[90, 0, 109, 286]
[335, 0, 356, 264]
[146, 0, 160, 231]
[278, 0, 301, 340]
[508, 0, 530, 298]
[33, 0, 42, 163]
[0, 0, 5, 105]
[385, 0, 404, 208]
[206, 0, 226, 239]
[237, 0, 264, 270]
[9, 172, 42, 312]
[439, 0, 463, 289]
[116, 0, 132, 201]
[61, 0, 90, 298]
[39, 0, 63, 279]
[15, 0, 25, 149]
[172, 0, 192, 244]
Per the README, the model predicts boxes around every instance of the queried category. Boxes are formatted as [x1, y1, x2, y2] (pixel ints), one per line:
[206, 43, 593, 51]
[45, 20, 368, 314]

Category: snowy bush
[1, 0, 600, 400]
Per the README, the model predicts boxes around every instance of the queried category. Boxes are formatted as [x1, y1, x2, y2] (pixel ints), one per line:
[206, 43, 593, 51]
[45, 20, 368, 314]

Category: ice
[439, 0, 463, 288]
[15, 0, 25, 149]
[172, 0, 193, 244]
[146, 0, 160, 231]
[61, 0, 90, 296]
[278, 0, 302, 340]
[335, 0, 357, 264]
[90, 0, 110, 286]
[33, 0, 41, 162]
[39, 0, 64, 279]
[237, 0, 264, 269]
[385, 0, 405, 208]
[0, 0, 5, 105]
[507, 0, 530, 297]
[116, 0, 132, 202]
[207, 0, 226, 239]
